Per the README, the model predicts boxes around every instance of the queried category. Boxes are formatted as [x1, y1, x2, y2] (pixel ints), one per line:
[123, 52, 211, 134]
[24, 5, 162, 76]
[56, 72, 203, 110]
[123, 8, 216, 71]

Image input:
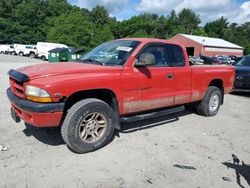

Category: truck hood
[17, 62, 123, 80]
[235, 65, 250, 76]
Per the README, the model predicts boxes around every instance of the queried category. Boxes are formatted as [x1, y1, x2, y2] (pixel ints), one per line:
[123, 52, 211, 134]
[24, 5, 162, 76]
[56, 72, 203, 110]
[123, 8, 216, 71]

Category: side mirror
[134, 59, 146, 67]
[134, 53, 155, 67]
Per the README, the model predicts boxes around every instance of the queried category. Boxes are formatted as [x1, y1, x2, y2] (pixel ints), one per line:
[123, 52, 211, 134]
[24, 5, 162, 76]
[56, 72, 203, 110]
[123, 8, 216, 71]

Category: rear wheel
[197, 86, 222, 117]
[41, 56, 46, 61]
[19, 51, 24, 56]
[61, 98, 115, 153]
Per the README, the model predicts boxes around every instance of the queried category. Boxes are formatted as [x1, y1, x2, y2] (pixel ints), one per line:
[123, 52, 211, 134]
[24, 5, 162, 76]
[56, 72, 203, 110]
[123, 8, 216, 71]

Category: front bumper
[6, 88, 65, 127]
[234, 80, 250, 92]
[233, 88, 250, 92]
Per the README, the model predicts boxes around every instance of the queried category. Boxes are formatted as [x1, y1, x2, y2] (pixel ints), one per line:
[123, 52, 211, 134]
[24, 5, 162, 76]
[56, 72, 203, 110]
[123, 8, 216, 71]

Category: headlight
[25, 85, 52, 102]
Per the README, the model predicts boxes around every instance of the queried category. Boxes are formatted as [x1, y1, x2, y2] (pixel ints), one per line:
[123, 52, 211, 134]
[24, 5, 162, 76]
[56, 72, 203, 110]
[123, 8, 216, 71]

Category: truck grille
[10, 77, 25, 99]
[243, 76, 250, 83]
[8, 69, 29, 99]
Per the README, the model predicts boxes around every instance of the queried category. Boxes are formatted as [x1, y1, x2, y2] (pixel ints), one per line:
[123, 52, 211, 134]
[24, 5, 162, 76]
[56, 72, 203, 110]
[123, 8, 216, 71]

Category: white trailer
[37, 42, 68, 61]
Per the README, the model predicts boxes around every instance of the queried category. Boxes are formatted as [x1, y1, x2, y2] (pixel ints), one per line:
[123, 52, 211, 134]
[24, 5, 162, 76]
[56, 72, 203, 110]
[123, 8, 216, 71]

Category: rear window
[165, 44, 185, 67]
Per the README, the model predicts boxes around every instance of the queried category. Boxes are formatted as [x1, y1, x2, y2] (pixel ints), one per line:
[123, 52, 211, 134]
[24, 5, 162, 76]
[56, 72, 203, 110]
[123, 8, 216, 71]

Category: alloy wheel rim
[79, 112, 107, 143]
[209, 93, 219, 112]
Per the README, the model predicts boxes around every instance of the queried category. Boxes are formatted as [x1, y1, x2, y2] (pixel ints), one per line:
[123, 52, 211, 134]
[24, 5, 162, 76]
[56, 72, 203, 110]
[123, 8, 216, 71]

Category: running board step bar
[120, 106, 185, 123]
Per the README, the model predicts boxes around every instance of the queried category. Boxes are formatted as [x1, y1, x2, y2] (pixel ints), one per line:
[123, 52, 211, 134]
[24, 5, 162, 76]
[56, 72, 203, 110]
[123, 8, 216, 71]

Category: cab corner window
[166, 44, 185, 67]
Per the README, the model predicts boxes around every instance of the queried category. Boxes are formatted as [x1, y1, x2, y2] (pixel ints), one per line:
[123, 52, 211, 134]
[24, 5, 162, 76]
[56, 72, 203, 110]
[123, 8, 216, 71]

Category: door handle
[167, 74, 174, 79]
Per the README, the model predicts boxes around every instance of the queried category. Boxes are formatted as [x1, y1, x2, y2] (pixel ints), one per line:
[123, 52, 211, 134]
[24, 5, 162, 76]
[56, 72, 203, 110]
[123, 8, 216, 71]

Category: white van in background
[25, 45, 37, 58]
[8, 45, 15, 54]
[37, 42, 68, 61]
[14, 44, 26, 56]
[0, 45, 10, 54]
[14, 44, 37, 57]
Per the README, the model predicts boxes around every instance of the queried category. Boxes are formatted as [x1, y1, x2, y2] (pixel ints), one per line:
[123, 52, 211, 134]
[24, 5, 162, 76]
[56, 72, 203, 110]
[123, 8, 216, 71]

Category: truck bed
[190, 65, 235, 102]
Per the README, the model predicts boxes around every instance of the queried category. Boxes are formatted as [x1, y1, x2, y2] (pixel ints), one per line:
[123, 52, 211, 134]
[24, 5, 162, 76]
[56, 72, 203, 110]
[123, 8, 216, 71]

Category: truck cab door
[121, 42, 175, 114]
[165, 44, 192, 105]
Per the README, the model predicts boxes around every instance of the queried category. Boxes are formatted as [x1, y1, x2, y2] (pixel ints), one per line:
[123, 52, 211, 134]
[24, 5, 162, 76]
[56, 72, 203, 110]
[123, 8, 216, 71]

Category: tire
[61, 98, 115, 153]
[41, 56, 46, 61]
[197, 86, 222, 117]
[19, 51, 24, 56]
[29, 52, 35, 58]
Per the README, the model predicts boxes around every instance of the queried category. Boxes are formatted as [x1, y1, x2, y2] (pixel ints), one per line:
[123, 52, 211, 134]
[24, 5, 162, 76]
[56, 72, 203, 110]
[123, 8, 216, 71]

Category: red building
[169, 34, 244, 56]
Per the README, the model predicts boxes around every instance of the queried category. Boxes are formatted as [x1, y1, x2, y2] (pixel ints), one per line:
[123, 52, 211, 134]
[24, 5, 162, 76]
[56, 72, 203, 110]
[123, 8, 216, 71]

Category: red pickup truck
[7, 38, 235, 153]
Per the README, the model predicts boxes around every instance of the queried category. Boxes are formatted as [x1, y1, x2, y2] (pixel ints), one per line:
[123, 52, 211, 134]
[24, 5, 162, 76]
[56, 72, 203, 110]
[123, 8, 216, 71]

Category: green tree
[117, 13, 164, 38]
[46, 0, 72, 17]
[10, 0, 48, 43]
[91, 6, 110, 26]
[88, 6, 115, 46]
[0, 0, 23, 18]
[165, 10, 180, 38]
[204, 17, 229, 38]
[90, 26, 114, 47]
[193, 28, 207, 37]
[177, 8, 201, 34]
[227, 22, 250, 54]
[47, 9, 95, 48]
[0, 0, 74, 44]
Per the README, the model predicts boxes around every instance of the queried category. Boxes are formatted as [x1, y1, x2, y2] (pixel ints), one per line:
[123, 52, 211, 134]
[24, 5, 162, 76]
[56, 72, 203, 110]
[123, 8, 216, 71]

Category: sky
[68, 0, 250, 24]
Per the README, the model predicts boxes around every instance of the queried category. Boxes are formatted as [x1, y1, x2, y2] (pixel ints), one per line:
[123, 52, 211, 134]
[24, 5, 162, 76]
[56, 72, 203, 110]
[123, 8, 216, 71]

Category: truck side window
[166, 44, 185, 67]
[138, 44, 167, 67]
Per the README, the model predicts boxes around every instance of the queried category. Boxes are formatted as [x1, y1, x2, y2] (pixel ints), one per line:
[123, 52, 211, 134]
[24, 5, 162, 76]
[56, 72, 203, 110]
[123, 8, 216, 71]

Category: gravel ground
[0, 54, 249, 188]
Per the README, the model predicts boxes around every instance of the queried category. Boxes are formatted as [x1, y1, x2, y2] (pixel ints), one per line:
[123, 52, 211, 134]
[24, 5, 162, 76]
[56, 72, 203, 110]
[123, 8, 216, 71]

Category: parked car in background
[37, 42, 68, 61]
[234, 55, 250, 92]
[211, 57, 224, 65]
[14, 44, 37, 57]
[217, 56, 233, 65]
[8, 45, 15, 55]
[200, 56, 215, 65]
[25, 45, 37, 58]
[189, 56, 204, 65]
[229, 55, 238, 64]
[231, 56, 244, 65]
[235, 56, 244, 63]
[0, 44, 15, 54]
[0, 45, 10, 54]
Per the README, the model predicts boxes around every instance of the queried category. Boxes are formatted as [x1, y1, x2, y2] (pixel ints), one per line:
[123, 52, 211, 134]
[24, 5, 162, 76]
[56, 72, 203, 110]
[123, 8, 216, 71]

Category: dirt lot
[0, 54, 249, 188]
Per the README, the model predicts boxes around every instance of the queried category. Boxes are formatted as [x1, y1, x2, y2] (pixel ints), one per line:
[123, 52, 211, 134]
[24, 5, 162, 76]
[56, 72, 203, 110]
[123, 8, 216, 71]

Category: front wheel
[29, 52, 35, 58]
[61, 98, 115, 153]
[197, 86, 222, 117]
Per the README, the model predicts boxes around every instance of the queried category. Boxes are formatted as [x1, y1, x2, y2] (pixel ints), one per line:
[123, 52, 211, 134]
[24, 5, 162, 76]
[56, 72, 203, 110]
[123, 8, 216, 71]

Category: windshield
[80, 40, 141, 66]
[236, 56, 250, 66]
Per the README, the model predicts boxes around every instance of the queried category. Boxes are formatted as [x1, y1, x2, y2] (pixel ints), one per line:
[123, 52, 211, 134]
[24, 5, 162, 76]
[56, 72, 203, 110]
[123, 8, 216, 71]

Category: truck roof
[118, 38, 182, 46]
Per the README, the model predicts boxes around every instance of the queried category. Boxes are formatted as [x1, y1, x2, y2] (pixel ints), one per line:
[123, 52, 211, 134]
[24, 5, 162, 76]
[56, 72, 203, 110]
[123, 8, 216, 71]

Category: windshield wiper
[80, 58, 105, 65]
